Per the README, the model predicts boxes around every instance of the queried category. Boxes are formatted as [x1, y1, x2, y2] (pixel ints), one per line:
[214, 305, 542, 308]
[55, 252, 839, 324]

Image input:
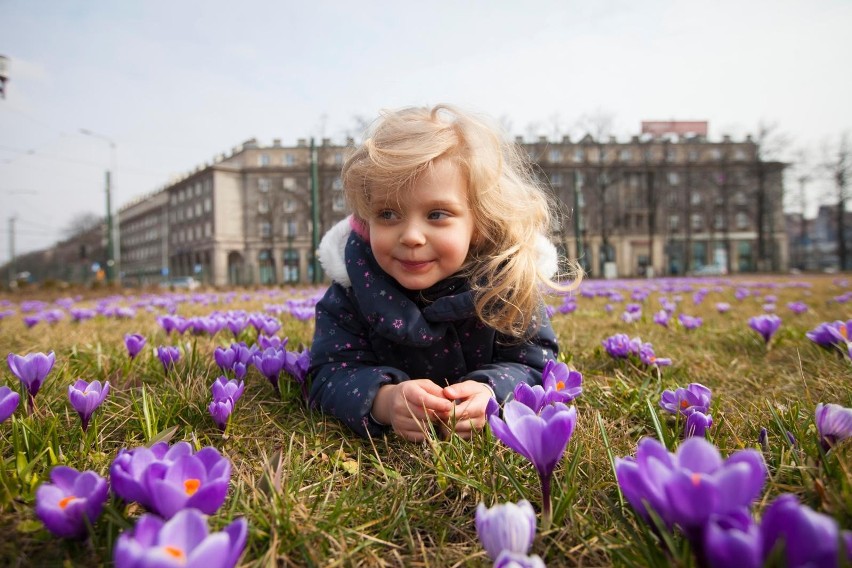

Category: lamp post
[79, 128, 119, 285]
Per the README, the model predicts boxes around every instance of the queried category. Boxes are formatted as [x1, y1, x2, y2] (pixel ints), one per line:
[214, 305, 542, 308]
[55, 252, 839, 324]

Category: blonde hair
[342, 104, 582, 338]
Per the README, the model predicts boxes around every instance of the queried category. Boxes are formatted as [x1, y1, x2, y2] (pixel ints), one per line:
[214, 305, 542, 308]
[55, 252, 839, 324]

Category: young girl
[308, 104, 580, 441]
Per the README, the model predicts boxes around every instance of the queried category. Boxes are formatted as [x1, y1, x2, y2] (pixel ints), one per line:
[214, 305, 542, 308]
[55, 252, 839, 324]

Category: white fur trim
[317, 217, 352, 286]
[535, 233, 559, 279]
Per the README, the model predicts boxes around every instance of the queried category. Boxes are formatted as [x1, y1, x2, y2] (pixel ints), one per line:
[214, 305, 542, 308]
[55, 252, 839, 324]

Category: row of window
[124, 245, 162, 263]
[545, 146, 751, 164]
[171, 179, 212, 205]
[667, 212, 751, 231]
[256, 152, 344, 167]
[549, 170, 749, 188]
[171, 223, 213, 245]
[122, 229, 161, 247]
[123, 215, 160, 234]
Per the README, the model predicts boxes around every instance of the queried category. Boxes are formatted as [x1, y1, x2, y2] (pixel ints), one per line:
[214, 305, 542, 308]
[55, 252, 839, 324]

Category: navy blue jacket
[308, 226, 559, 437]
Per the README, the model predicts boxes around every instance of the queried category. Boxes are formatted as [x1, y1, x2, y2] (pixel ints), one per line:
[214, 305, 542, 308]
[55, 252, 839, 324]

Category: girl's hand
[441, 381, 494, 439]
[372, 380, 454, 442]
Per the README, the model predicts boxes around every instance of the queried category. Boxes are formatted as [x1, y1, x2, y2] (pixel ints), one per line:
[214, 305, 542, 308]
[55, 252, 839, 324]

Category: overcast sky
[1, 0, 850, 262]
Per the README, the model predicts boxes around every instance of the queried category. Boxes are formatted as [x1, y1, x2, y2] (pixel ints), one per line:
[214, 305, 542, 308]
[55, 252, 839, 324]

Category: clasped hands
[371, 379, 493, 442]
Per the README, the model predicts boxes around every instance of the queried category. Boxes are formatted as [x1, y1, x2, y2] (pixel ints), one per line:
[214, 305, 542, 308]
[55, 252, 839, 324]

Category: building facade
[5, 123, 792, 287]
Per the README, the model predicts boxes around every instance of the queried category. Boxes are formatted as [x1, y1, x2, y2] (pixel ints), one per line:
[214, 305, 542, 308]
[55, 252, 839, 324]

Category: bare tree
[62, 212, 102, 239]
[752, 121, 790, 271]
[823, 133, 851, 270]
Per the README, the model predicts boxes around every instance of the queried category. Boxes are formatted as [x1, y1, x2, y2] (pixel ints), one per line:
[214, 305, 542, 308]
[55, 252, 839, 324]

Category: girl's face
[368, 158, 476, 291]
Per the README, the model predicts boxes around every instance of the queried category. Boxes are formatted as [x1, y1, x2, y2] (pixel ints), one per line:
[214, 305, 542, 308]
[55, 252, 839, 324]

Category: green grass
[0, 275, 850, 567]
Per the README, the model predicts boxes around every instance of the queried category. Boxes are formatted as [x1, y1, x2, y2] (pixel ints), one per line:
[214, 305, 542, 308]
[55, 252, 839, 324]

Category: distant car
[160, 277, 201, 290]
[690, 265, 728, 276]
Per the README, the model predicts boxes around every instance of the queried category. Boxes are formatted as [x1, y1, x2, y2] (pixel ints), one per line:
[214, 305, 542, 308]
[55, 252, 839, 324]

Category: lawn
[0, 274, 850, 567]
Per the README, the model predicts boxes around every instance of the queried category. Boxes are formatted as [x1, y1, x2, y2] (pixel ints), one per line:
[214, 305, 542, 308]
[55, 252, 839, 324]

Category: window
[688, 149, 699, 162]
[669, 215, 679, 230]
[284, 154, 295, 166]
[668, 172, 680, 185]
[285, 219, 297, 237]
[734, 191, 747, 205]
[734, 149, 747, 161]
[204, 198, 212, 213]
[691, 213, 704, 230]
[666, 148, 676, 162]
[691, 192, 702, 206]
[170, 194, 177, 206]
[549, 149, 562, 163]
[550, 172, 563, 187]
[629, 174, 640, 189]
[186, 206, 193, 220]
[710, 148, 722, 160]
[333, 192, 346, 212]
[204, 222, 212, 237]
[668, 191, 678, 206]
[736, 212, 748, 229]
[283, 177, 296, 190]
[283, 198, 296, 213]
[573, 148, 585, 162]
[259, 154, 270, 166]
[619, 149, 632, 162]
[334, 152, 344, 165]
[258, 178, 270, 192]
[259, 222, 272, 238]
[195, 203, 202, 216]
[177, 209, 184, 221]
[195, 226, 201, 240]
[332, 177, 343, 190]
[714, 213, 725, 230]
[258, 199, 269, 214]
[195, 183, 202, 196]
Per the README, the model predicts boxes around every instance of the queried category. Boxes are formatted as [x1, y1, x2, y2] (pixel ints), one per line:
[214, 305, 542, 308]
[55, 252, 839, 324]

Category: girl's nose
[399, 222, 426, 246]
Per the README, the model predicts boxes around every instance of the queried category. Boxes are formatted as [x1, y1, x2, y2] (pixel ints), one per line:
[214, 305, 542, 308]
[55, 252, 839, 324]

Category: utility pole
[310, 137, 322, 283]
[80, 128, 118, 285]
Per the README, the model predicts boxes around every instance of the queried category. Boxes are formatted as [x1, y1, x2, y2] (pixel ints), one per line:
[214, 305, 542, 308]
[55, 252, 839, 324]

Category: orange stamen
[183, 478, 201, 496]
[163, 546, 186, 560]
[691, 472, 702, 487]
[680, 400, 689, 409]
[841, 327, 848, 339]
[58, 496, 77, 509]
[556, 381, 565, 390]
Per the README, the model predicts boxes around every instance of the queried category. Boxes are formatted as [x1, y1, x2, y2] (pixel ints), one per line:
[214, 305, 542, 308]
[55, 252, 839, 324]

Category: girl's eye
[428, 211, 450, 220]
[376, 210, 397, 221]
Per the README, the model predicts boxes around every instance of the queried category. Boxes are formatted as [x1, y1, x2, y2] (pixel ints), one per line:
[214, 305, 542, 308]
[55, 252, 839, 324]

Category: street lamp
[79, 128, 119, 285]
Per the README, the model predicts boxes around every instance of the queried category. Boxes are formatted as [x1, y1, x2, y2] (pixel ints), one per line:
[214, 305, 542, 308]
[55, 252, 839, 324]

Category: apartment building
[108, 123, 789, 285]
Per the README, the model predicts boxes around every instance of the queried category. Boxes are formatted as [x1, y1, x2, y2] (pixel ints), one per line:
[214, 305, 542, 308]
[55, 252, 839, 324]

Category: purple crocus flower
[493, 551, 546, 568]
[653, 310, 670, 328]
[7, 351, 55, 414]
[110, 442, 187, 508]
[475, 500, 536, 561]
[614, 437, 766, 539]
[542, 360, 582, 402]
[143, 445, 232, 519]
[602, 333, 634, 359]
[678, 314, 703, 331]
[760, 493, 852, 568]
[638, 342, 672, 367]
[748, 314, 782, 345]
[226, 316, 248, 338]
[716, 302, 731, 314]
[685, 410, 713, 438]
[156, 346, 181, 373]
[35, 466, 109, 539]
[255, 348, 286, 395]
[488, 400, 577, 527]
[787, 301, 808, 315]
[825, 319, 852, 345]
[211, 376, 245, 404]
[68, 379, 110, 432]
[257, 335, 288, 351]
[814, 402, 852, 450]
[124, 334, 147, 359]
[208, 398, 234, 432]
[660, 383, 712, 416]
[113, 508, 247, 568]
[283, 348, 311, 384]
[0, 385, 20, 423]
[703, 509, 762, 568]
[805, 321, 845, 349]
